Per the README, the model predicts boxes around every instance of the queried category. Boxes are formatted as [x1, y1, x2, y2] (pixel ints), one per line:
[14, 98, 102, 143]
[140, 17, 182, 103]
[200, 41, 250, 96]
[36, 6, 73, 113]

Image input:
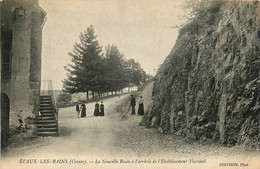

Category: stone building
[1, 0, 46, 147]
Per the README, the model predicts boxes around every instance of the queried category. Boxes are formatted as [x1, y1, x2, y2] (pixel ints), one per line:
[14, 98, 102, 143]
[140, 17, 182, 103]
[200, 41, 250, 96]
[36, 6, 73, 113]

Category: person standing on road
[80, 103, 86, 118]
[76, 102, 80, 118]
[138, 95, 144, 116]
[100, 101, 105, 116]
[94, 102, 100, 116]
[130, 94, 136, 115]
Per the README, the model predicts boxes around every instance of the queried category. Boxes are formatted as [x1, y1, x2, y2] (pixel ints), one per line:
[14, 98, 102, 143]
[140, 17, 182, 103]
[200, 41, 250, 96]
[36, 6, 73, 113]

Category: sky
[40, 0, 187, 90]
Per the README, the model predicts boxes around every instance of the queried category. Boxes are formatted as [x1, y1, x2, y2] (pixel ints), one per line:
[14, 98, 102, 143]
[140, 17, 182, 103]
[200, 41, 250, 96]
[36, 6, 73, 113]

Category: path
[2, 95, 129, 157]
[1, 91, 259, 169]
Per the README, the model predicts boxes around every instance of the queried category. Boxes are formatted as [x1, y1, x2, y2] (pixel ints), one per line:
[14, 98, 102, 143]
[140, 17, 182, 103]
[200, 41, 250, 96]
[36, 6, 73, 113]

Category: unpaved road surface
[2, 93, 259, 169]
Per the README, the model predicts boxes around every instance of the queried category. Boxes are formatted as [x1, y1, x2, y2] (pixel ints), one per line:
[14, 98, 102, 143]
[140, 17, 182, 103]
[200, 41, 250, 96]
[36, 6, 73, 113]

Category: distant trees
[63, 25, 148, 100]
[125, 59, 148, 86]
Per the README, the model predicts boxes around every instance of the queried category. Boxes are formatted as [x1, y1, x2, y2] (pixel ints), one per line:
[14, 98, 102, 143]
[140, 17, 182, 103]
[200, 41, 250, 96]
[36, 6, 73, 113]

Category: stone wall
[150, 1, 260, 148]
[1, 0, 46, 138]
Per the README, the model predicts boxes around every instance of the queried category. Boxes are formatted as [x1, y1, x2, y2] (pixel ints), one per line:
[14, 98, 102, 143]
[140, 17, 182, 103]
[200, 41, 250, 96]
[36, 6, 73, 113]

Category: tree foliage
[63, 25, 103, 99]
[104, 44, 128, 92]
[63, 25, 148, 99]
[125, 59, 147, 86]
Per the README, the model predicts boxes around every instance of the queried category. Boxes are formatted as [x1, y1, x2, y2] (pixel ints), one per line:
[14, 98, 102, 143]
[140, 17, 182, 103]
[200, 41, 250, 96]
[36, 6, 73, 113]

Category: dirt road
[2, 95, 129, 157]
[2, 92, 259, 169]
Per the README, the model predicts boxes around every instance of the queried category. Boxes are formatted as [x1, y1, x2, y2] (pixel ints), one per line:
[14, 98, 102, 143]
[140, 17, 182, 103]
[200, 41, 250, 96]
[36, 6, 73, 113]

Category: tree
[104, 44, 128, 93]
[57, 92, 72, 105]
[125, 59, 147, 86]
[63, 25, 103, 100]
[63, 26, 149, 99]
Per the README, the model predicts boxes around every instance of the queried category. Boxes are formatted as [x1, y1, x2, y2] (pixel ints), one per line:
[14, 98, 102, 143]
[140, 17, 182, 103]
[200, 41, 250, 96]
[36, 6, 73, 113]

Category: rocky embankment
[148, 1, 260, 149]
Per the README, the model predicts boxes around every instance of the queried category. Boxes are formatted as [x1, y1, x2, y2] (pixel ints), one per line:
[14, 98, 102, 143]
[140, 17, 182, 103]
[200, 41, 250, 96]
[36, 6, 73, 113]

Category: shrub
[57, 92, 72, 105]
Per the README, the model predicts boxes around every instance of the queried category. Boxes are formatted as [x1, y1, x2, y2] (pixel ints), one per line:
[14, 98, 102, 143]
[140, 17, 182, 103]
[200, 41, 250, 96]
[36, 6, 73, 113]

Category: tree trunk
[86, 91, 89, 101]
[92, 91, 95, 99]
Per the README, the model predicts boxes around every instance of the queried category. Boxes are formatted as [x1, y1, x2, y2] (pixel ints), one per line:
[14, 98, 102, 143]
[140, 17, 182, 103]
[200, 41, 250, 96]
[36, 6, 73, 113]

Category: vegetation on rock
[148, 1, 260, 149]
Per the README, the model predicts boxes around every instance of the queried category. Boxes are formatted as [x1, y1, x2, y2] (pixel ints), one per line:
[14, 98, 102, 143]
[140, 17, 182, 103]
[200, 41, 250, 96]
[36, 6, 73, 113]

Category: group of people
[130, 94, 144, 116]
[76, 94, 144, 118]
[94, 101, 105, 116]
[76, 101, 105, 118]
[76, 103, 86, 118]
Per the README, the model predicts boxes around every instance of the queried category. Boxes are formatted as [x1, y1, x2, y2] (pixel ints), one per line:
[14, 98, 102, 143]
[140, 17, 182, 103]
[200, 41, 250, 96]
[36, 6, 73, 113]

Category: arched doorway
[1, 92, 10, 148]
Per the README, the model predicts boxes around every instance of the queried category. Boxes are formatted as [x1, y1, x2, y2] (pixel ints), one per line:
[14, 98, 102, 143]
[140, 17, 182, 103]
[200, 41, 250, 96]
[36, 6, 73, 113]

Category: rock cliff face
[151, 1, 260, 148]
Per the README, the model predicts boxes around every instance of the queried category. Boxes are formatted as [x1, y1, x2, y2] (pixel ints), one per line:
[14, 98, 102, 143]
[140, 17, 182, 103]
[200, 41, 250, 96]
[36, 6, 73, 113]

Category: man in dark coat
[76, 103, 80, 118]
[130, 95, 136, 115]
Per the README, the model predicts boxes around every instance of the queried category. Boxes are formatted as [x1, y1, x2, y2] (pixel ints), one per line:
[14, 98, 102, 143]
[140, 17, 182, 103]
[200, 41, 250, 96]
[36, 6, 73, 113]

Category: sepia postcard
[1, 0, 260, 169]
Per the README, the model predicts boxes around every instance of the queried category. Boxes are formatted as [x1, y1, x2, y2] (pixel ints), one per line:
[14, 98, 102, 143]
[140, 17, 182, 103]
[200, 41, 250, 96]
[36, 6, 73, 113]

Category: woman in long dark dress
[100, 101, 104, 116]
[138, 95, 144, 116]
[94, 102, 100, 116]
[81, 104, 86, 117]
